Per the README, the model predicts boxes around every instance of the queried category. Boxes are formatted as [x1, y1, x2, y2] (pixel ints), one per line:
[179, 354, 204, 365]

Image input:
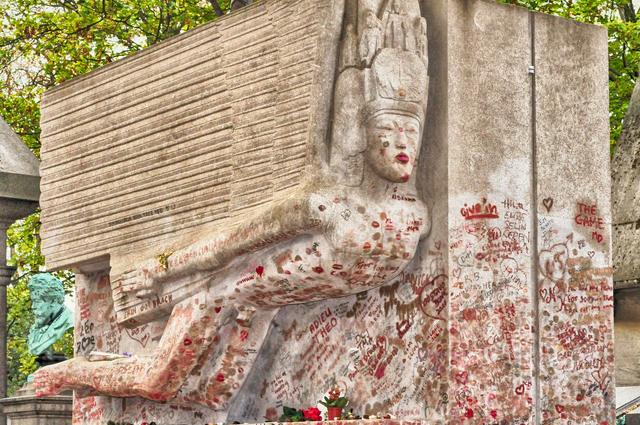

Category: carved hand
[112, 263, 157, 300]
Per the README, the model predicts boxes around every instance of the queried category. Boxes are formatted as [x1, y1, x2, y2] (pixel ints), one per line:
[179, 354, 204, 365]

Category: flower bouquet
[279, 406, 322, 422]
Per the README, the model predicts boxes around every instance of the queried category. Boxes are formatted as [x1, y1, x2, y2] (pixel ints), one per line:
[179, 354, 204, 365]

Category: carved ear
[330, 68, 366, 186]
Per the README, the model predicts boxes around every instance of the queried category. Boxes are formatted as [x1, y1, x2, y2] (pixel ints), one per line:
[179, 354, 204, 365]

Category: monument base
[0, 395, 72, 425]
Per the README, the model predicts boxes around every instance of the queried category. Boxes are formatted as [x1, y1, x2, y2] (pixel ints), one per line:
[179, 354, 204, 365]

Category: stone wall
[612, 79, 640, 386]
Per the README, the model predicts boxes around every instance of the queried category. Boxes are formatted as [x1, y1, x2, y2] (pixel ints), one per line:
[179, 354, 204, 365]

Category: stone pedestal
[0, 395, 72, 425]
[627, 414, 640, 425]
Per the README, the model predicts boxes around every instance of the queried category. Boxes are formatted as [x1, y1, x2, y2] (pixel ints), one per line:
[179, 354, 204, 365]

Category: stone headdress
[330, 0, 429, 186]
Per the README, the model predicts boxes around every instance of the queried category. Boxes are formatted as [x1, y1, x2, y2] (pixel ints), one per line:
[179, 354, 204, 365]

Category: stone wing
[39, 0, 343, 271]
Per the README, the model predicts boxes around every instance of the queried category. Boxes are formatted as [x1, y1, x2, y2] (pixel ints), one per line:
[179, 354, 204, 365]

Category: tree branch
[208, 0, 225, 16]
[232, 0, 252, 10]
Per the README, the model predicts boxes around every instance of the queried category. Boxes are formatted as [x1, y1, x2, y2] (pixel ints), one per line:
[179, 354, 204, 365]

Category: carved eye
[406, 127, 418, 133]
[383, 141, 390, 148]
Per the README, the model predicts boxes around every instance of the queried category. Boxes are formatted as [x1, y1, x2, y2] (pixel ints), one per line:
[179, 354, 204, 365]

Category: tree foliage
[0, 0, 637, 395]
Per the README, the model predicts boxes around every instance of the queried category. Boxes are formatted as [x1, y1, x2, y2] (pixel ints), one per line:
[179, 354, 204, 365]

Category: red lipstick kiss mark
[312, 266, 324, 274]
[216, 373, 225, 382]
[214, 307, 222, 313]
[240, 330, 249, 341]
[363, 242, 372, 251]
[454, 371, 468, 385]
[401, 174, 410, 182]
[256, 266, 265, 277]
[396, 153, 410, 164]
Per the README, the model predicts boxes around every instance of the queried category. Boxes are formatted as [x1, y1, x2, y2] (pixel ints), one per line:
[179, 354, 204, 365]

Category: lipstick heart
[125, 325, 150, 348]
[255, 266, 265, 277]
[454, 371, 468, 385]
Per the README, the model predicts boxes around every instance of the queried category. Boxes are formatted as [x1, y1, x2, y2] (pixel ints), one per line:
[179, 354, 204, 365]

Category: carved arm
[110, 191, 324, 325]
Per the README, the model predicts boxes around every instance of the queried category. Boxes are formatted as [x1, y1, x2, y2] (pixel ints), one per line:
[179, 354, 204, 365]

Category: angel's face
[365, 112, 421, 183]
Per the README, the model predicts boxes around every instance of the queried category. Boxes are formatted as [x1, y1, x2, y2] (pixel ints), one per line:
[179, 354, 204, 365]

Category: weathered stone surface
[0, 117, 39, 202]
[608, 47, 640, 389]
[38, 1, 437, 422]
[613, 80, 640, 285]
[615, 288, 640, 386]
[534, 12, 613, 422]
[0, 395, 71, 425]
[39, 0, 344, 271]
[34, 0, 612, 424]
[446, 2, 535, 422]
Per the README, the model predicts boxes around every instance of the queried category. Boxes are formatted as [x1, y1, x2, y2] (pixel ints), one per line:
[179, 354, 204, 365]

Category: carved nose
[395, 132, 407, 149]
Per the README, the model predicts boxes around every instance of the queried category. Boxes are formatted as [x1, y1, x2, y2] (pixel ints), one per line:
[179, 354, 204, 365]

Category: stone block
[0, 395, 72, 425]
[613, 81, 640, 285]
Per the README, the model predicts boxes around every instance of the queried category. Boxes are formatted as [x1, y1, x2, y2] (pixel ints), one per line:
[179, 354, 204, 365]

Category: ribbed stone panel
[39, 0, 340, 270]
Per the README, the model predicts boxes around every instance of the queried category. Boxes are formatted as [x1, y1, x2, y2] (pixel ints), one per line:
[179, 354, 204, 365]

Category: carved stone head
[331, 0, 429, 187]
[365, 110, 421, 183]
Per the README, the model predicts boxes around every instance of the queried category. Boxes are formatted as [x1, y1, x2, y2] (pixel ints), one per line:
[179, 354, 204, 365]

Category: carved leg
[180, 306, 279, 409]
[34, 293, 227, 401]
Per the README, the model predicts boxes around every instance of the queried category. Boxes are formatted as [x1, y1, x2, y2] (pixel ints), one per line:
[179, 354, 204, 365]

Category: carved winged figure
[35, 0, 430, 411]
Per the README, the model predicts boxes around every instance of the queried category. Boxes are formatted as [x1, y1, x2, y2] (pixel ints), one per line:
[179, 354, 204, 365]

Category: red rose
[303, 407, 322, 421]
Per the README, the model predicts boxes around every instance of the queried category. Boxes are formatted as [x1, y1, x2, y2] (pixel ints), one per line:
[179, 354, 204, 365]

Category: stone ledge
[0, 395, 72, 418]
[111, 420, 427, 425]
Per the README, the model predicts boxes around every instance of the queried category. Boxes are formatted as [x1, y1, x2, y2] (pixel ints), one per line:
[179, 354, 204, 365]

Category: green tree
[1, 0, 231, 394]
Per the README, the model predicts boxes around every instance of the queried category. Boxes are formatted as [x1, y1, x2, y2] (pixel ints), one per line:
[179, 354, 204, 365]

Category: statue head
[29, 273, 66, 327]
[331, 0, 428, 187]
[364, 110, 421, 183]
[27, 273, 73, 356]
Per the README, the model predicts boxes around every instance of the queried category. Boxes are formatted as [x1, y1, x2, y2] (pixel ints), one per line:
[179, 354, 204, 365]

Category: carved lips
[395, 153, 410, 164]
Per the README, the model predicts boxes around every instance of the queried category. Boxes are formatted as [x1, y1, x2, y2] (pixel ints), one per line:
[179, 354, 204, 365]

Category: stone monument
[33, 0, 613, 424]
[612, 79, 640, 386]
